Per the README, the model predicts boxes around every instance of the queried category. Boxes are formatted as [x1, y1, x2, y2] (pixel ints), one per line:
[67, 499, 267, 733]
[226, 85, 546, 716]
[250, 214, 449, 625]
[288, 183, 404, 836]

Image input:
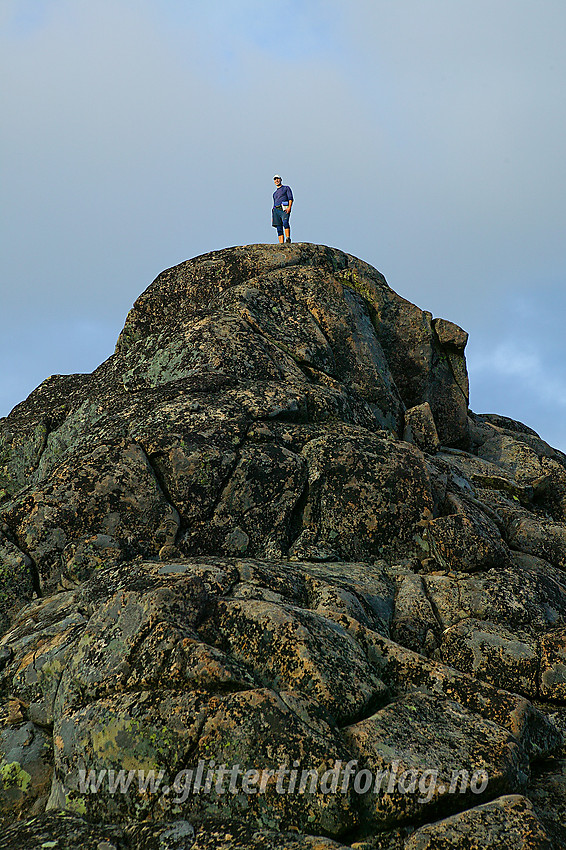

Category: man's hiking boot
[286, 237, 292, 243]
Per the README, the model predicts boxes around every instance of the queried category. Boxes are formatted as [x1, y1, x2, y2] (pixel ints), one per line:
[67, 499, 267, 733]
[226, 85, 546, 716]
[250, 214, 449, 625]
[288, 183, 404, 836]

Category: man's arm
[285, 188, 293, 214]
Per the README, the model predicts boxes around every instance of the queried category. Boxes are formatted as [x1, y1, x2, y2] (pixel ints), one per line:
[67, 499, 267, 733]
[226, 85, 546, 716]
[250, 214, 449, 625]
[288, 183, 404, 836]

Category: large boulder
[2, 244, 566, 847]
[404, 794, 552, 849]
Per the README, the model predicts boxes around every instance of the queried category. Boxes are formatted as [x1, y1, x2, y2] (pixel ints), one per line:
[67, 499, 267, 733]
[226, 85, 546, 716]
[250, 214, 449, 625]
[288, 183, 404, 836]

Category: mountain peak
[0, 244, 564, 848]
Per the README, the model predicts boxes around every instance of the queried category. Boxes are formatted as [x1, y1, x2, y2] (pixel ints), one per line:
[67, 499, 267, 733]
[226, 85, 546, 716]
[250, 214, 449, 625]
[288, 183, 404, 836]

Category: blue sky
[2, 0, 566, 449]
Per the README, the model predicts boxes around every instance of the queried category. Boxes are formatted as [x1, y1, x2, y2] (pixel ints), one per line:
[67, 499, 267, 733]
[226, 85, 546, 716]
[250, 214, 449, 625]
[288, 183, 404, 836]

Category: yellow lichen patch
[0, 761, 32, 792]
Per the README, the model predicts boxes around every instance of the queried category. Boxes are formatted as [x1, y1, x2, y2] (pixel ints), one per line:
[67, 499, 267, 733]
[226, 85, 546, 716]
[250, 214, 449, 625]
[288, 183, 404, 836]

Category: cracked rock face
[0, 244, 565, 848]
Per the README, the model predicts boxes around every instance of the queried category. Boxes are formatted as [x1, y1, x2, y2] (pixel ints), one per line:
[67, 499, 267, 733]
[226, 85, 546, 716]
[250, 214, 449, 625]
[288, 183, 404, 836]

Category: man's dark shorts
[272, 206, 290, 235]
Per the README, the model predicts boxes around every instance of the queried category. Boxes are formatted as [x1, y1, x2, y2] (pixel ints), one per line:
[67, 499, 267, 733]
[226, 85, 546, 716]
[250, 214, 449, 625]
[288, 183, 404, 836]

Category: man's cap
[273, 174, 281, 179]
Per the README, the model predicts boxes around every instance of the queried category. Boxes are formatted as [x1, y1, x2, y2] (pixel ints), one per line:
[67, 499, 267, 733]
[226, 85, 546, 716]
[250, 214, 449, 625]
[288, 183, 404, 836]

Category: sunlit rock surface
[0, 244, 564, 847]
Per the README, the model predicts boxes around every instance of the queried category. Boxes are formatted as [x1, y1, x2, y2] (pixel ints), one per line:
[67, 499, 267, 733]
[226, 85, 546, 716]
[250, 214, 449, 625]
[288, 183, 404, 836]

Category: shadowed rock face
[0, 243, 565, 848]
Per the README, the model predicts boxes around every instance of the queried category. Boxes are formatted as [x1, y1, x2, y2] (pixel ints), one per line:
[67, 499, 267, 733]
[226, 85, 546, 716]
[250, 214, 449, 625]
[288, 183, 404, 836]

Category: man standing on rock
[272, 175, 293, 244]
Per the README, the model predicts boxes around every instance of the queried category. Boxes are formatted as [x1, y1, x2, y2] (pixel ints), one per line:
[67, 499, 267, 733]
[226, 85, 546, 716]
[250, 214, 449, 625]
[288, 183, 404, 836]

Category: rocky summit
[1, 242, 566, 849]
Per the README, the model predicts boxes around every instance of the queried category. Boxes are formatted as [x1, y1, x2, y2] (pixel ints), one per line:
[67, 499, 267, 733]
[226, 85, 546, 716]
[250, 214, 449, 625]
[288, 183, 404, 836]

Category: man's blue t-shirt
[273, 185, 293, 207]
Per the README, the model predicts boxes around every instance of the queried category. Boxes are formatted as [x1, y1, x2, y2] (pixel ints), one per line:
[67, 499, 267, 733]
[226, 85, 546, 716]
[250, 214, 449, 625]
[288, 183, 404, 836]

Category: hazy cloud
[2, 1, 565, 449]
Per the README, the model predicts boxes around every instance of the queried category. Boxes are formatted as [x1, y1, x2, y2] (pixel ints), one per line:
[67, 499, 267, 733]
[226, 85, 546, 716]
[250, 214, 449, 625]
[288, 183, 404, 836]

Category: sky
[2, 0, 566, 450]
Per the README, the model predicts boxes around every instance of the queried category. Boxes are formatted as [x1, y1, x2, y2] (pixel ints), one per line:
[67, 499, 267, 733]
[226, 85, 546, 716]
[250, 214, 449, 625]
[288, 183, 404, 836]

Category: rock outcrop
[0, 243, 565, 848]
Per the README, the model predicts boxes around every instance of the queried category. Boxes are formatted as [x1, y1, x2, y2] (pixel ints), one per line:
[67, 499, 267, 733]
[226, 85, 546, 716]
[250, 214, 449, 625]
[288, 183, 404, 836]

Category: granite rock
[1, 245, 566, 847]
